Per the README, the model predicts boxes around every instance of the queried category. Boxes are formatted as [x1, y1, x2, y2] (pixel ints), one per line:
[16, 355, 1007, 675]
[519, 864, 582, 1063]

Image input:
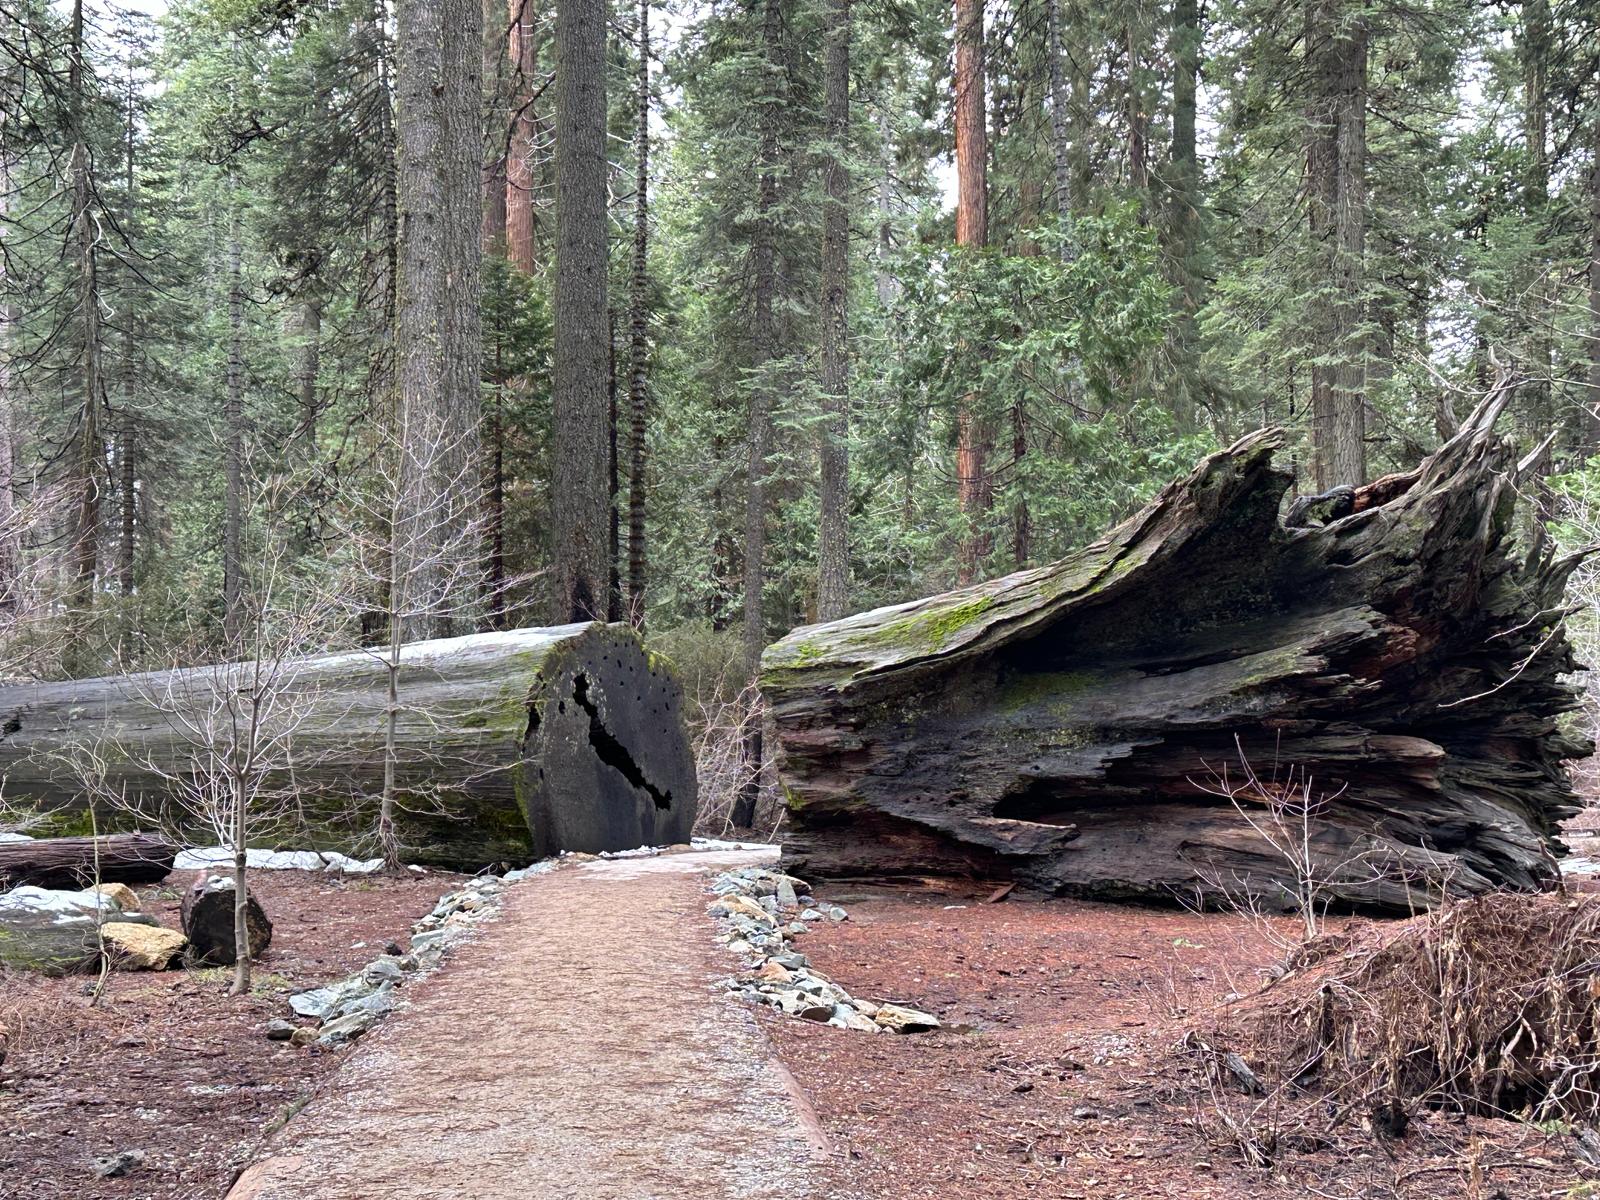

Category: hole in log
[572, 673, 672, 811]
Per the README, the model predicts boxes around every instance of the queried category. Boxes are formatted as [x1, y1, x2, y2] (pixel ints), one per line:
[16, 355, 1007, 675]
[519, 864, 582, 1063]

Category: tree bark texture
[394, 0, 484, 639]
[1589, 118, 1600, 453]
[551, 0, 610, 623]
[1305, 0, 1368, 490]
[506, 0, 541, 272]
[0, 625, 698, 869]
[0, 834, 178, 890]
[761, 388, 1590, 912]
[625, 0, 650, 630]
[68, 0, 101, 630]
[816, 0, 850, 623]
[1044, 0, 1072, 238]
[953, 0, 990, 586]
[482, 0, 509, 256]
[223, 188, 245, 645]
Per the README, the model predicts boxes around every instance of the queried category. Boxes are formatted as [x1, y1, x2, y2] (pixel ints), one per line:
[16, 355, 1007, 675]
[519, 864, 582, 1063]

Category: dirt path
[227, 849, 830, 1200]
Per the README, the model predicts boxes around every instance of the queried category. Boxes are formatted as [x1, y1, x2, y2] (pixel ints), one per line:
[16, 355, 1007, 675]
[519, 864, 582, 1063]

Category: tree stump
[181, 874, 273, 966]
[761, 387, 1591, 911]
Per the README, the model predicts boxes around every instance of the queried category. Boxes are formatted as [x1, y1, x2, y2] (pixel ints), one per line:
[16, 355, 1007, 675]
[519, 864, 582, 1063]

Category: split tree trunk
[0, 625, 697, 869]
[0, 833, 177, 890]
[762, 386, 1590, 912]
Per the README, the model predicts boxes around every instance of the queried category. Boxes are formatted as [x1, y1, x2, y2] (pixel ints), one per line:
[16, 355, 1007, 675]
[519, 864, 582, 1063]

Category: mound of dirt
[1200, 892, 1600, 1123]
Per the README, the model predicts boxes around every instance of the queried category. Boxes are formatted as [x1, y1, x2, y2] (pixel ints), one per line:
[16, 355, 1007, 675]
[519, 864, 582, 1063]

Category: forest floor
[0, 869, 462, 1200]
[772, 886, 1595, 1199]
[5, 848, 1599, 1200]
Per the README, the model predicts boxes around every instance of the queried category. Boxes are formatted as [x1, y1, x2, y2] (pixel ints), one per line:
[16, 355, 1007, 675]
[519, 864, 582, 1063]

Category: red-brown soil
[769, 886, 1596, 1199]
[6, 862, 1597, 1200]
[0, 869, 460, 1200]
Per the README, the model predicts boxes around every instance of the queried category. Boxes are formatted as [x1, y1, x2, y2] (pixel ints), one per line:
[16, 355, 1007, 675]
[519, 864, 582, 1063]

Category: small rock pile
[0, 884, 180, 974]
[711, 866, 940, 1035]
[280, 873, 513, 1048]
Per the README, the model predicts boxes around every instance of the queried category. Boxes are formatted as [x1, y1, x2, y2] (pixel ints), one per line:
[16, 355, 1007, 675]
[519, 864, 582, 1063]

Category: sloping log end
[0, 624, 697, 872]
[762, 388, 1591, 913]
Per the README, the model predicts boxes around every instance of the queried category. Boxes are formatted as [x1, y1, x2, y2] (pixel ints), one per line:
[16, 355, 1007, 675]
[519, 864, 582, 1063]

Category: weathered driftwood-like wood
[762, 389, 1590, 911]
[0, 624, 697, 869]
[181, 874, 272, 965]
[0, 833, 177, 890]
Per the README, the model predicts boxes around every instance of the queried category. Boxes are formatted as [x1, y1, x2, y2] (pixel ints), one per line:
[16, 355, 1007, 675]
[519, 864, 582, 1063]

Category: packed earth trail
[226, 848, 831, 1200]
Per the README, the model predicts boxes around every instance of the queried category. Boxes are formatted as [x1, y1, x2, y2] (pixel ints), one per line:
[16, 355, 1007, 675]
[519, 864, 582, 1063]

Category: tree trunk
[1588, 117, 1600, 453]
[625, 0, 650, 630]
[953, 0, 990, 586]
[394, 0, 484, 639]
[1123, 13, 1148, 192]
[293, 295, 322, 445]
[67, 0, 101, 637]
[223, 187, 245, 645]
[551, 0, 609, 623]
[0, 625, 698, 869]
[1306, 0, 1367, 490]
[1519, 0, 1551, 462]
[482, 0, 509, 256]
[816, 0, 850, 623]
[607, 309, 622, 622]
[506, 0, 541, 272]
[1167, 0, 1202, 338]
[762, 387, 1588, 912]
[1044, 0, 1072, 238]
[0, 834, 178, 890]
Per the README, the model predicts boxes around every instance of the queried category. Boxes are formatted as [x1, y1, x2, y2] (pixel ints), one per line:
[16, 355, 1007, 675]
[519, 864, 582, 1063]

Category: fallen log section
[0, 624, 697, 871]
[761, 388, 1590, 911]
[0, 833, 177, 890]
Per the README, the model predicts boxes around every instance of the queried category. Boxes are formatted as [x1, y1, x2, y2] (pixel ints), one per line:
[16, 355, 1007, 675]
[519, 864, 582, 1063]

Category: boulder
[90, 883, 142, 913]
[101, 922, 186, 970]
[180, 874, 272, 965]
[873, 1002, 940, 1033]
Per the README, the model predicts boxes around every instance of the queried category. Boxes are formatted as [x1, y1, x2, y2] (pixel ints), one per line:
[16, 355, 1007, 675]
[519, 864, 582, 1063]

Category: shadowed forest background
[0, 0, 1597, 808]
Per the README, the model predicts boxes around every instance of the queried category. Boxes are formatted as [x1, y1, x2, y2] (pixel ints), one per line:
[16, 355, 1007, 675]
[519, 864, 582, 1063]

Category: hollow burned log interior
[761, 390, 1591, 911]
[0, 624, 697, 870]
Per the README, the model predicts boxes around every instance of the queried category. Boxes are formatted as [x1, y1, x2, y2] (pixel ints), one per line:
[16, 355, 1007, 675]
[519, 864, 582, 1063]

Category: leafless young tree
[58, 503, 338, 995]
[327, 405, 508, 868]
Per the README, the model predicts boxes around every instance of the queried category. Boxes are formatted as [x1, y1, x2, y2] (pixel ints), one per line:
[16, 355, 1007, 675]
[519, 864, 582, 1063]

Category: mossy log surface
[761, 391, 1590, 911]
[0, 624, 697, 870]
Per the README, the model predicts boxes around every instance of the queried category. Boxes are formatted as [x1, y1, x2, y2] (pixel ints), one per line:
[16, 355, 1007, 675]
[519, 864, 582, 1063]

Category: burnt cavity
[572, 673, 672, 811]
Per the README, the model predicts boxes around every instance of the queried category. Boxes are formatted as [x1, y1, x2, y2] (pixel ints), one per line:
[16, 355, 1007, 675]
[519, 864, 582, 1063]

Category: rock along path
[228, 848, 831, 1200]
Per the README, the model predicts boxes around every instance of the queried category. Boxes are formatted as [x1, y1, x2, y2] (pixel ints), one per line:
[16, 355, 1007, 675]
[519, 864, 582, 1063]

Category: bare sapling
[326, 403, 518, 869]
[1189, 736, 1380, 947]
[93, 500, 335, 995]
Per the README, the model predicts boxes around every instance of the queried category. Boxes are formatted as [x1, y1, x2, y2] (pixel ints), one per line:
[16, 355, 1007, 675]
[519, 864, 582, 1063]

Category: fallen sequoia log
[761, 388, 1590, 911]
[0, 833, 177, 890]
[0, 624, 697, 870]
